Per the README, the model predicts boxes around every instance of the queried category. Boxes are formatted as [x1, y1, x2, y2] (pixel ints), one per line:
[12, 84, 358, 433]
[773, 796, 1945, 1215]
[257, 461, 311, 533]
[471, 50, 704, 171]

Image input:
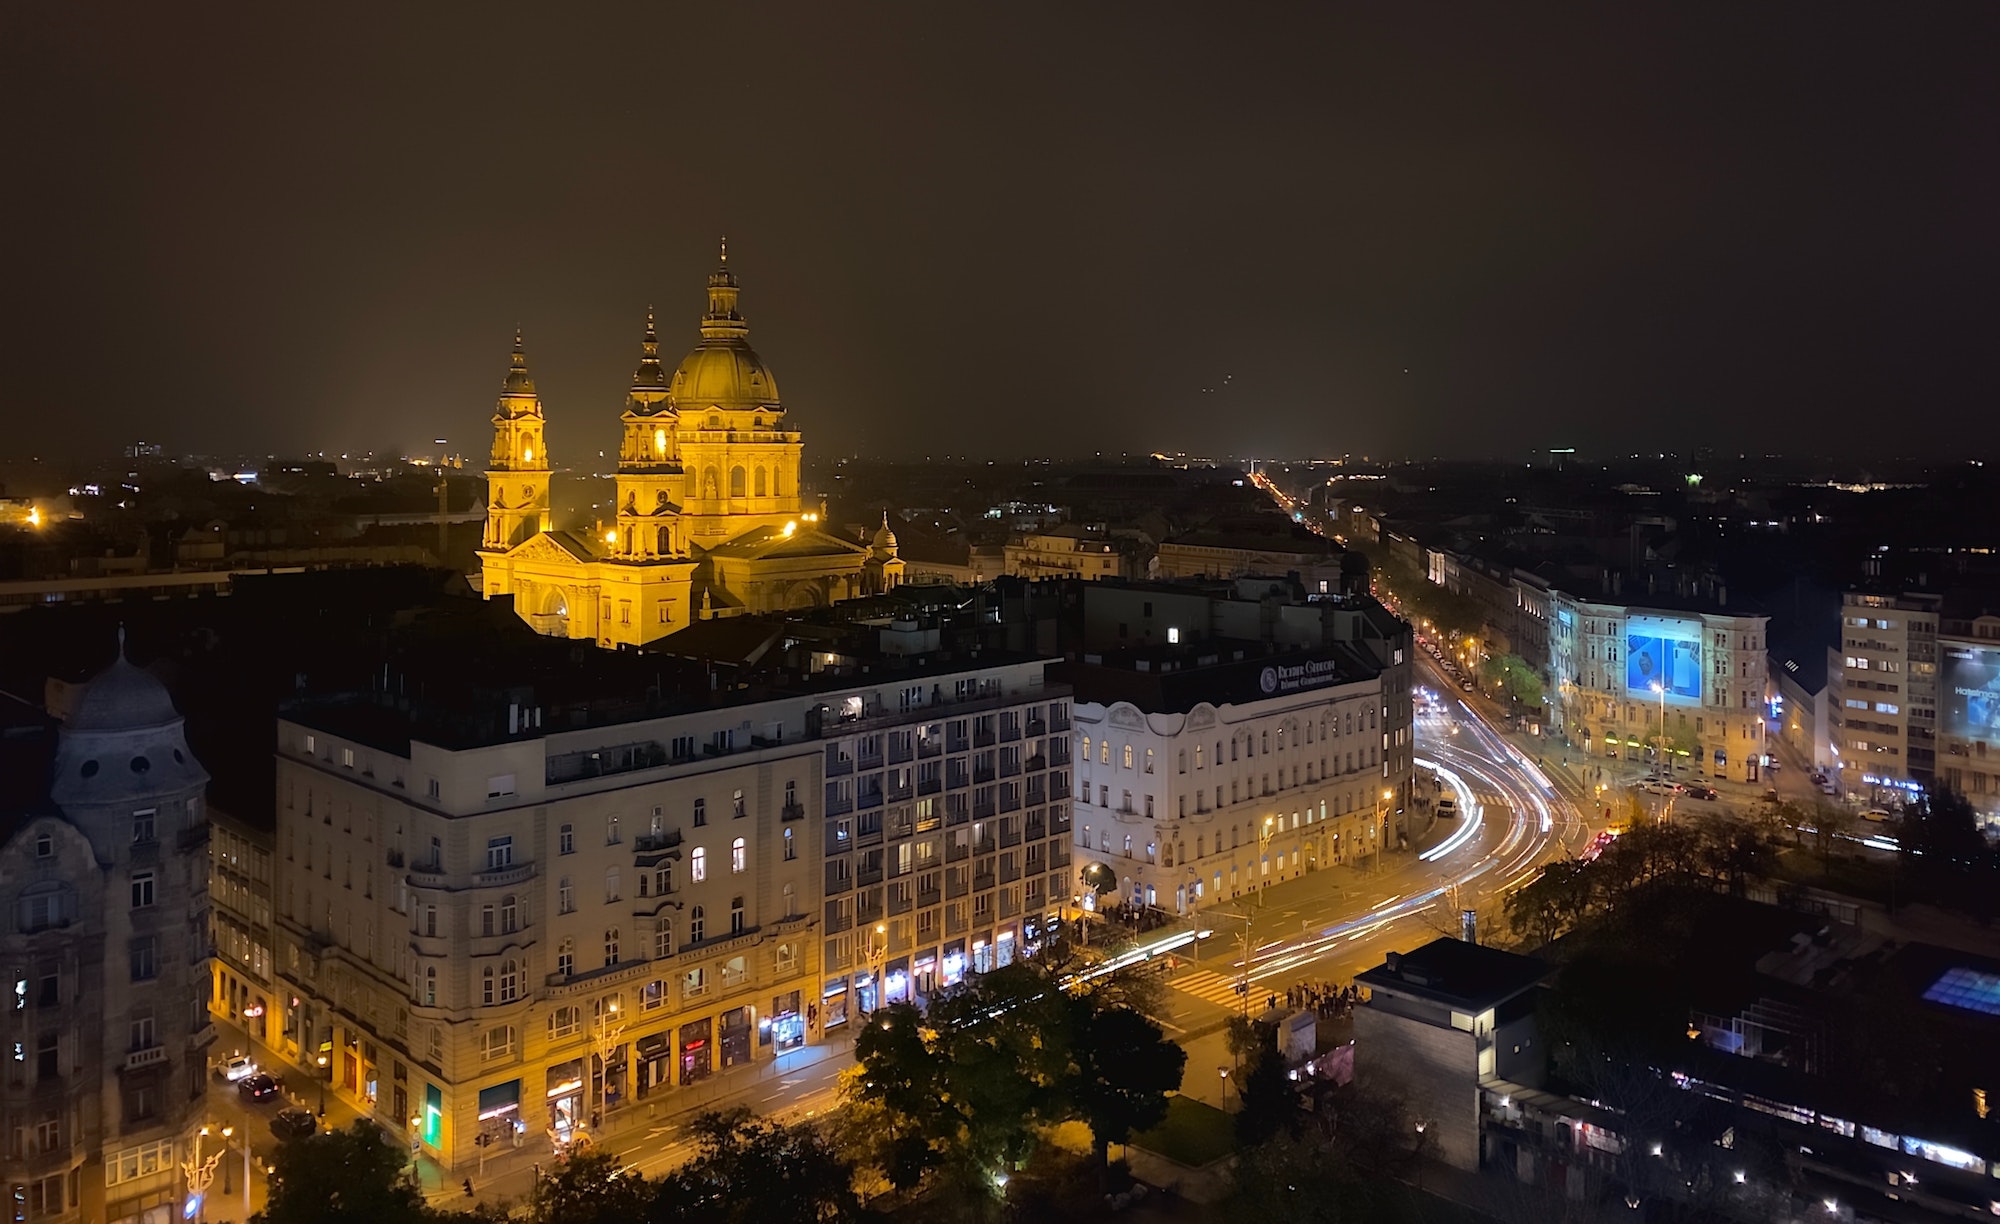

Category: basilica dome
[668, 242, 784, 414]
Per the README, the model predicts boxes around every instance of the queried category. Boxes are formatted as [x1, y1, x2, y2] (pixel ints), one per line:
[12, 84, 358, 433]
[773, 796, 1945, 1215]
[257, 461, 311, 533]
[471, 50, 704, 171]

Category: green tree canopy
[653, 1107, 862, 1224]
[251, 1120, 429, 1224]
[1067, 1003, 1186, 1170]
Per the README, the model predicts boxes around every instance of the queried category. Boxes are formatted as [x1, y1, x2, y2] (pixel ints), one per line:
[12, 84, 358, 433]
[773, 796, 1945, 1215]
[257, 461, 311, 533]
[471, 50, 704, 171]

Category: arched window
[482, 965, 496, 1005]
[730, 896, 746, 934]
[557, 939, 574, 978]
[500, 959, 519, 1003]
[690, 906, 705, 944]
[1122, 744, 1133, 769]
[731, 837, 746, 873]
[781, 882, 796, 916]
[729, 466, 746, 498]
[691, 847, 707, 882]
[500, 894, 517, 933]
[783, 827, 795, 861]
[754, 466, 768, 497]
[604, 927, 620, 967]
[656, 525, 671, 556]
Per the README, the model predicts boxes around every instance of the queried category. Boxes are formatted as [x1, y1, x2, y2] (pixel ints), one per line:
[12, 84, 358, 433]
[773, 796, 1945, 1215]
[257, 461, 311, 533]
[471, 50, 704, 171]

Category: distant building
[1937, 607, 2000, 826]
[2, 643, 215, 1224]
[1152, 521, 1344, 591]
[1354, 938, 1550, 1171]
[1559, 596, 1771, 783]
[1003, 525, 1140, 582]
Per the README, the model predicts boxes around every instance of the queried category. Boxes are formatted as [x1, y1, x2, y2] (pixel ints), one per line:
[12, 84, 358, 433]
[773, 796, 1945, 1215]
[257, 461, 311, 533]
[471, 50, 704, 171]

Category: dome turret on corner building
[50, 641, 208, 811]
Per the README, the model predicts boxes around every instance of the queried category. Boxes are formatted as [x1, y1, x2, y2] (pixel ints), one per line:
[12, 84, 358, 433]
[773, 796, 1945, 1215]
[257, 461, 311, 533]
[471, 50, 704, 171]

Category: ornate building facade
[478, 246, 902, 648]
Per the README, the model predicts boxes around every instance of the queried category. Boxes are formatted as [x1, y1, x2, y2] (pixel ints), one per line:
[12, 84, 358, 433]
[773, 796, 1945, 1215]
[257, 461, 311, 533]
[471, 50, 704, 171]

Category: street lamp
[1375, 788, 1394, 871]
[1649, 681, 1667, 770]
[183, 1123, 246, 1224]
[593, 998, 625, 1125]
[314, 1053, 329, 1118]
[865, 924, 888, 1013]
[1257, 817, 1275, 905]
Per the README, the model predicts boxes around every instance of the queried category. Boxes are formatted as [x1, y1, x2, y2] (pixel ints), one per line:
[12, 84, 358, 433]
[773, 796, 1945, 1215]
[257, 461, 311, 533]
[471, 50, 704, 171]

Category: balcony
[917, 737, 943, 759]
[973, 766, 996, 785]
[474, 861, 537, 889]
[781, 802, 806, 822]
[386, 849, 405, 869]
[124, 1044, 169, 1071]
[825, 751, 854, 777]
[1025, 754, 1046, 772]
[634, 829, 684, 853]
[973, 872, 996, 893]
[1000, 719, 1022, 742]
[1027, 718, 1047, 737]
[947, 735, 970, 755]
[974, 727, 997, 748]
[857, 863, 885, 887]
[916, 889, 941, 910]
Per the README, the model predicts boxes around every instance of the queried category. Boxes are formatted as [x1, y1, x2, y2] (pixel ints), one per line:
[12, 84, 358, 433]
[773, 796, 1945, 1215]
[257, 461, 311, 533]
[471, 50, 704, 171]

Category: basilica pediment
[506, 530, 598, 565]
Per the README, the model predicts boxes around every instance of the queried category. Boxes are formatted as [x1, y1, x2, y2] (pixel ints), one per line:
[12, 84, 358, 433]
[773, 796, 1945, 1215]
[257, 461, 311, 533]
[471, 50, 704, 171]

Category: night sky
[4, 4, 1996, 465]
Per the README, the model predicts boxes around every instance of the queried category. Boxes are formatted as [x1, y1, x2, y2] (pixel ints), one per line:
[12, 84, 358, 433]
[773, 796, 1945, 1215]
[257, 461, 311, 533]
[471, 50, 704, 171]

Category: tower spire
[503, 328, 536, 396]
[703, 239, 745, 340]
[632, 306, 666, 388]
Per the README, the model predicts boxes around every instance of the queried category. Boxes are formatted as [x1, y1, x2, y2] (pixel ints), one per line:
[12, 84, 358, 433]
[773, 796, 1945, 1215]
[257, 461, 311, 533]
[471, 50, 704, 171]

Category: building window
[485, 837, 513, 870]
[132, 808, 156, 844]
[690, 906, 705, 944]
[730, 896, 746, 935]
[605, 868, 621, 902]
[694, 798, 707, 827]
[604, 928, 621, 966]
[423, 966, 437, 1006]
[783, 828, 796, 861]
[482, 966, 496, 1005]
[731, 837, 747, 873]
[482, 1026, 515, 1061]
[733, 789, 747, 819]
[655, 920, 673, 958]
[557, 940, 574, 978]
[500, 959, 519, 1003]
[691, 847, 707, 882]
[130, 871, 155, 910]
[559, 824, 575, 855]
[129, 1011, 154, 1052]
[607, 815, 621, 845]
[549, 1005, 580, 1039]
[559, 877, 574, 914]
[500, 894, 518, 933]
[129, 939, 156, 982]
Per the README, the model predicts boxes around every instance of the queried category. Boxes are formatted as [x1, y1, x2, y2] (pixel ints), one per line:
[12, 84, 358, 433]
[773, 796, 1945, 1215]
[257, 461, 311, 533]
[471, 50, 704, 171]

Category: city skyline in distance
[3, 4, 1996, 464]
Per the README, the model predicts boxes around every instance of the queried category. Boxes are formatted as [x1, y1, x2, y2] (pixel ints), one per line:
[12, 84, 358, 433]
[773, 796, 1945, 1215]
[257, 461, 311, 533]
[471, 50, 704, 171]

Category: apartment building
[1828, 590, 1941, 802]
[1937, 608, 2000, 826]
[1049, 579, 1414, 913]
[3, 650, 215, 1224]
[816, 667, 1073, 1017]
[1563, 598, 1771, 783]
[269, 636, 1064, 1173]
[208, 805, 277, 1047]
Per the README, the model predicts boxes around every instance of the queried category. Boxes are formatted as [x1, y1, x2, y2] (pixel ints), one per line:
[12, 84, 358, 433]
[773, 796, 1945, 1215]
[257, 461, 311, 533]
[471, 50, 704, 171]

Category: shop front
[544, 1060, 585, 1148]
[764, 991, 805, 1053]
[476, 1079, 523, 1148]
[942, 942, 967, 988]
[885, 957, 911, 1006]
[720, 1006, 753, 1070]
[822, 977, 850, 1030]
[635, 1031, 673, 1099]
[995, 928, 1016, 968]
[679, 1018, 712, 1085]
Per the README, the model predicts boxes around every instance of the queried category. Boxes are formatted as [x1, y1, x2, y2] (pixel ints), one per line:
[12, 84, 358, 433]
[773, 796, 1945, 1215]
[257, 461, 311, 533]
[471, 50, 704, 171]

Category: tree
[1233, 1021, 1301, 1146]
[1504, 857, 1594, 948]
[251, 1120, 429, 1224]
[1808, 800, 1852, 868]
[654, 1107, 862, 1224]
[1694, 819, 1776, 896]
[1067, 1004, 1186, 1174]
[1898, 787, 1996, 917]
[530, 1149, 654, 1224]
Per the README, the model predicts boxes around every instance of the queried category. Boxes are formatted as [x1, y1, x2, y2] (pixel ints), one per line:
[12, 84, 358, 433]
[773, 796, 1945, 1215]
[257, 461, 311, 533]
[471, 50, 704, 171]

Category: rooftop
[1357, 937, 1550, 1012]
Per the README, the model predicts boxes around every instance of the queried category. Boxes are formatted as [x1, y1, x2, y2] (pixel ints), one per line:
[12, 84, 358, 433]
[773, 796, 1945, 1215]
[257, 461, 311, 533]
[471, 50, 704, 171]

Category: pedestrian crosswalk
[1171, 966, 1254, 1010]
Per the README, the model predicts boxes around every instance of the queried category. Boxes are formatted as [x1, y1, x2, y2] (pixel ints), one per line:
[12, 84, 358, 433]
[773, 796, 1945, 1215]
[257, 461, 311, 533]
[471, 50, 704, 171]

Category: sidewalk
[419, 1026, 860, 1210]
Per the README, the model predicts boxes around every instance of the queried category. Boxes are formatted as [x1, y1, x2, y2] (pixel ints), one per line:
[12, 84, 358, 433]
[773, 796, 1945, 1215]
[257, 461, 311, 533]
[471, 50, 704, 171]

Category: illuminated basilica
[477, 244, 901, 647]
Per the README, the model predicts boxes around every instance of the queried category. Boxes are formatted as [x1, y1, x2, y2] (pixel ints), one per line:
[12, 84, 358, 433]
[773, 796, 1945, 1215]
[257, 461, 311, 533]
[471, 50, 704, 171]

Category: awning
[636, 1032, 670, 1057]
[477, 1079, 521, 1120]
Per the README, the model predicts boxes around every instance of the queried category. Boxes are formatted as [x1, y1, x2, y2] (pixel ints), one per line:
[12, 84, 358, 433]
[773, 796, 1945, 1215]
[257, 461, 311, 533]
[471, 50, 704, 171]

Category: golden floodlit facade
[479, 244, 902, 647]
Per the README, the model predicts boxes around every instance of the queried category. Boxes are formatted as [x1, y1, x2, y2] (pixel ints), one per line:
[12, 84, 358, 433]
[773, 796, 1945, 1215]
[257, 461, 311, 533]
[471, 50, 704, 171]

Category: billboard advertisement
[1626, 618, 1702, 701]
[1943, 642, 2000, 740]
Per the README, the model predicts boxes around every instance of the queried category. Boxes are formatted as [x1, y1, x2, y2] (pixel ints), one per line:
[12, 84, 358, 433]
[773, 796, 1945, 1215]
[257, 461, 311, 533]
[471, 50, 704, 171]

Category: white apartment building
[270, 651, 1063, 1172]
[1071, 655, 1396, 914]
[1937, 609, 2000, 825]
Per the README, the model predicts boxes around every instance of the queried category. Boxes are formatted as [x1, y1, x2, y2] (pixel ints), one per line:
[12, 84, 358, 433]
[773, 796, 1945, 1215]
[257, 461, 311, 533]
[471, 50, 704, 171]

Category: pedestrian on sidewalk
[463, 1178, 474, 1198]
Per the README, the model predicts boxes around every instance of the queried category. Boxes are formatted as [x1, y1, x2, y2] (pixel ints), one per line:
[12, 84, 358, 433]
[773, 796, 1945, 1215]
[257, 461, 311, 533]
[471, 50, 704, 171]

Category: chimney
[1385, 951, 1402, 974]
[1460, 909, 1478, 946]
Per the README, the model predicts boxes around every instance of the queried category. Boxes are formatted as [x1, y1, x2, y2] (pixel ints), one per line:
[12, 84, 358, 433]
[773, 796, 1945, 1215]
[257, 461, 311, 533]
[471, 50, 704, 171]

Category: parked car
[1460, 680, 1474, 692]
[270, 1108, 317, 1141]
[1683, 784, 1719, 801]
[1637, 777, 1683, 796]
[220, 1054, 257, 1082]
[238, 1072, 282, 1103]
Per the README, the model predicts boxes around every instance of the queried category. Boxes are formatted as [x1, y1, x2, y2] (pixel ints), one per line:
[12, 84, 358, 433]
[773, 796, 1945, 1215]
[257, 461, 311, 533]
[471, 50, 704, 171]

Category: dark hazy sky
[4, 3, 1996, 465]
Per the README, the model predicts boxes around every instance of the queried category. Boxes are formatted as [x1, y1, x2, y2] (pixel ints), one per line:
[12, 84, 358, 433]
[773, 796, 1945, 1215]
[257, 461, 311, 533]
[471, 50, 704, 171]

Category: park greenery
[840, 954, 1186, 1203]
